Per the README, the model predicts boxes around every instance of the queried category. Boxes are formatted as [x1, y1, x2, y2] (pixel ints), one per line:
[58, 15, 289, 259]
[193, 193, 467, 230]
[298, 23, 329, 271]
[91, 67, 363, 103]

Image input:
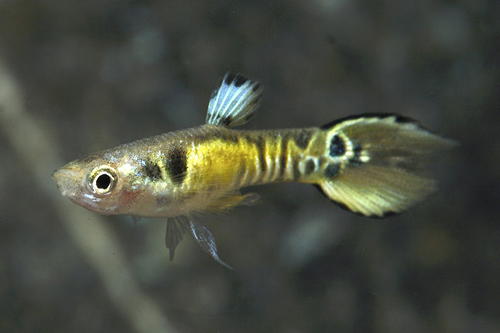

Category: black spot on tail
[329, 135, 345, 157]
[325, 163, 340, 178]
[305, 159, 316, 176]
[143, 160, 163, 180]
[349, 144, 363, 166]
[320, 113, 419, 130]
[166, 146, 187, 184]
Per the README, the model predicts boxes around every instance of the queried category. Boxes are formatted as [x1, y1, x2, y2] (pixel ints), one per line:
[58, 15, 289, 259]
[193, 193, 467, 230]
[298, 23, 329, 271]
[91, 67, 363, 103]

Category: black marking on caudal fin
[206, 72, 262, 127]
[329, 135, 346, 157]
[349, 144, 363, 165]
[166, 146, 187, 184]
[321, 113, 417, 130]
[324, 163, 340, 178]
[315, 113, 456, 217]
[304, 159, 316, 176]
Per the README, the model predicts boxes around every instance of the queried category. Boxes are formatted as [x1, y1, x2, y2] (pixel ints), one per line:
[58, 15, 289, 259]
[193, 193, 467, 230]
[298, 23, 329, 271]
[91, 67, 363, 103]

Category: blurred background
[1, 0, 499, 332]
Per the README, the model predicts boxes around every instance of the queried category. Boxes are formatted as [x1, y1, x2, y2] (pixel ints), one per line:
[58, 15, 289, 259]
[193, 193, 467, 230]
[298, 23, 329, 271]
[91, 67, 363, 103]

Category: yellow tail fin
[317, 114, 456, 217]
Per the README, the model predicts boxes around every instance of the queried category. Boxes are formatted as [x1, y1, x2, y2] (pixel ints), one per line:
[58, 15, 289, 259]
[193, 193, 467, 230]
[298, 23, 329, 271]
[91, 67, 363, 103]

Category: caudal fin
[317, 113, 456, 217]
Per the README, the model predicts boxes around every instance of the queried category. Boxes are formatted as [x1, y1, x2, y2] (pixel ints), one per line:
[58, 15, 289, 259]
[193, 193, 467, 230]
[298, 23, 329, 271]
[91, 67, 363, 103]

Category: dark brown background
[1, 0, 499, 332]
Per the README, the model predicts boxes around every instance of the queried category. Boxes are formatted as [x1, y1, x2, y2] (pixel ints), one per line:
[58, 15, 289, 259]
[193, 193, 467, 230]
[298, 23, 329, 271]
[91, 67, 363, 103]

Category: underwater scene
[0, 1, 498, 332]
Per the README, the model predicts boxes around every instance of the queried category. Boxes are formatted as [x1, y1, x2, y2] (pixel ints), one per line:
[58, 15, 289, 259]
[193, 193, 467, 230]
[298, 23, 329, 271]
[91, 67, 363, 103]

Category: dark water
[1, 1, 499, 332]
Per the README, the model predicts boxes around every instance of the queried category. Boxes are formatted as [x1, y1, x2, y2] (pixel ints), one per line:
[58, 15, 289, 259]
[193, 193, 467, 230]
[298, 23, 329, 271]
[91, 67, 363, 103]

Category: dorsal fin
[206, 73, 262, 127]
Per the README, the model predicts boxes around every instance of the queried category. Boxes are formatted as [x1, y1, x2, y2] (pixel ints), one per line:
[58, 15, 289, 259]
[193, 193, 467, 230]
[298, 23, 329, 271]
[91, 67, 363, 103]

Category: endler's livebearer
[53, 73, 455, 268]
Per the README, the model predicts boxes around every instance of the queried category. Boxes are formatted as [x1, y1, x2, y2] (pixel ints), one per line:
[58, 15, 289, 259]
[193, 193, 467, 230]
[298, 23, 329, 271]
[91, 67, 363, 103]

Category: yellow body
[54, 125, 325, 218]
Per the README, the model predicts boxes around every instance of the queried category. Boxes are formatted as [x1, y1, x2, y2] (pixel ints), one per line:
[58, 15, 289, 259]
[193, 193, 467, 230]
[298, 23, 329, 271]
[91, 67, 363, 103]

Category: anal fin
[205, 191, 261, 213]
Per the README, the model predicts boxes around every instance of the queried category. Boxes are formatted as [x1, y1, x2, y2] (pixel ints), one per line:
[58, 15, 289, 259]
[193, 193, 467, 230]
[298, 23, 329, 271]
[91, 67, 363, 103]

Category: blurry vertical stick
[0, 60, 177, 333]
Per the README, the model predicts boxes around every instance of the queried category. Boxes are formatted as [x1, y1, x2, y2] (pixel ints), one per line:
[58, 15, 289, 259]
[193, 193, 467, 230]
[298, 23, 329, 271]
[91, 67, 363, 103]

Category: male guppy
[53, 73, 454, 267]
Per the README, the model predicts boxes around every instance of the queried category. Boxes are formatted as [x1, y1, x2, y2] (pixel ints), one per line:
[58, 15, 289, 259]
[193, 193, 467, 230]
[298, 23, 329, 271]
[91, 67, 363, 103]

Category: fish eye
[88, 166, 117, 196]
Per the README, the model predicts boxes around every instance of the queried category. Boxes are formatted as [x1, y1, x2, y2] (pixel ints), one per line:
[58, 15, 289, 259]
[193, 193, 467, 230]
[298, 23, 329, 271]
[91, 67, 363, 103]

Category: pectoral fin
[165, 215, 233, 269]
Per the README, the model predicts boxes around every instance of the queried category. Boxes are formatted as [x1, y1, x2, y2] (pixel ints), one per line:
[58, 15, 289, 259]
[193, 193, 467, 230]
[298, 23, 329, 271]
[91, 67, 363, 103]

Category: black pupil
[96, 173, 111, 189]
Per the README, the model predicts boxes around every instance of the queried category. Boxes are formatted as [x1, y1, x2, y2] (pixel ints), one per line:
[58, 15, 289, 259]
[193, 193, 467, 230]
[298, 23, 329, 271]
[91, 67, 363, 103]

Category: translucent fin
[165, 216, 189, 260]
[188, 219, 233, 269]
[317, 113, 456, 217]
[206, 73, 262, 127]
[205, 191, 261, 213]
[317, 166, 437, 217]
[165, 215, 233, 268]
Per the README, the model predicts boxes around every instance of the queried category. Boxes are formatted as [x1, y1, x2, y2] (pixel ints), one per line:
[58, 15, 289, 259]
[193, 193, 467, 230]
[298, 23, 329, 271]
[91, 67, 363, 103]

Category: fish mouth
[51, 170, 62, 190]
[52, 166, 83, 198]
[52, 163, 112, 214]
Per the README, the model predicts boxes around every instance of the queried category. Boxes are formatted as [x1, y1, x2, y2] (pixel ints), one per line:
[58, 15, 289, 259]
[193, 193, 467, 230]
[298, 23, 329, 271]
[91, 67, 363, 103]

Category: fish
[52, 73, 455, 268]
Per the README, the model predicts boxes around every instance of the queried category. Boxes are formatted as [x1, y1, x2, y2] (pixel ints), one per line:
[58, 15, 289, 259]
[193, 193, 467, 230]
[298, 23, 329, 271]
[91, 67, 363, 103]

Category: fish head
[52, 152, 141, 215]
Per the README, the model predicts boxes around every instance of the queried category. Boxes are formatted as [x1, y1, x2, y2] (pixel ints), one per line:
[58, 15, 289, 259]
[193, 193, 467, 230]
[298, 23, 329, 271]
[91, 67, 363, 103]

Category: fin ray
[205, 191, 261, 213]
[165, 216, 190, 260]
[317, 114, 455, 217]
[165, 215, 233, 268]
[206, 73, 262, 127]
[319, 165, 437, 217]
[188, 219, 233, 269]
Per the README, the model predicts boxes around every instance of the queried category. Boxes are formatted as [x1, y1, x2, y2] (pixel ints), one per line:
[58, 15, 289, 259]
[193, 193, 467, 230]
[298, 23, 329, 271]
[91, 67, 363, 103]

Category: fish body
[53, 73, 454, 267]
